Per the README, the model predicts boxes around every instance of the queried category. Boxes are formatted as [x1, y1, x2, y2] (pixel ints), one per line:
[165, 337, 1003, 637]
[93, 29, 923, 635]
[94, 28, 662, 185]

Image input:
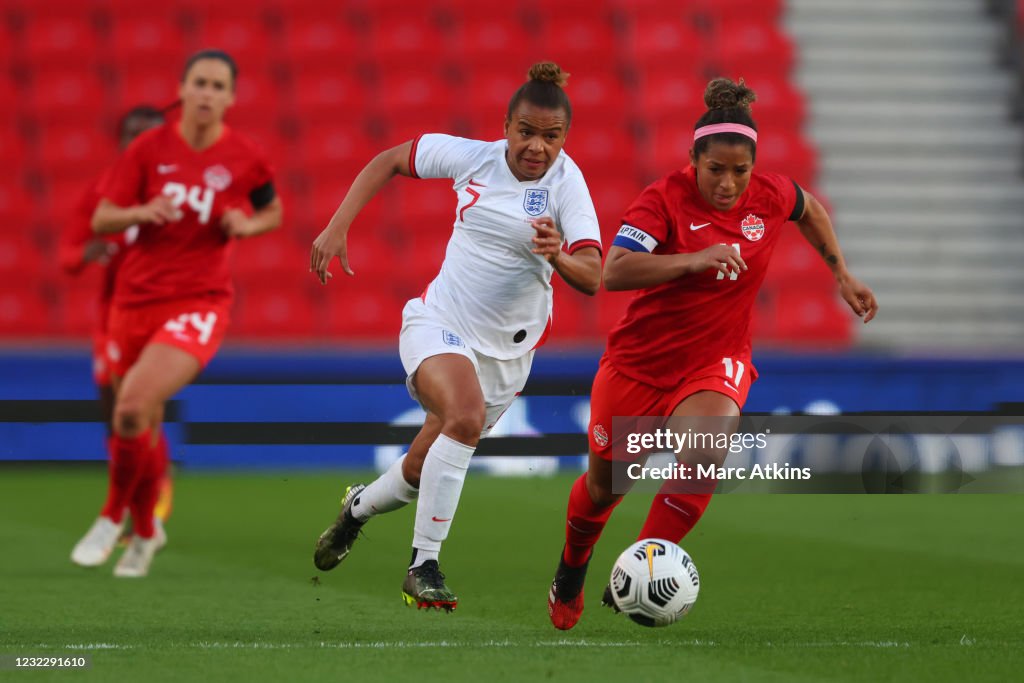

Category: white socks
[350, 454, 419, 523]
[411, 434, 475, 567]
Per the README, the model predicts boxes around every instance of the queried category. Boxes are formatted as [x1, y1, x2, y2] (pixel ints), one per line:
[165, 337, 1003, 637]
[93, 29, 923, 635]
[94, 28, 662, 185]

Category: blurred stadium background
[2, 3, 1024, 680]
[1, 0, 1023, 470]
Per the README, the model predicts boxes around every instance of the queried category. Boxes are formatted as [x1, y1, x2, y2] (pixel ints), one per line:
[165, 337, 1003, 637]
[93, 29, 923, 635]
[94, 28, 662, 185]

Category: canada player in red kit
[62, 106, 177, 560]
[548, 78, 878, 628]
[71, 50, 282, 578]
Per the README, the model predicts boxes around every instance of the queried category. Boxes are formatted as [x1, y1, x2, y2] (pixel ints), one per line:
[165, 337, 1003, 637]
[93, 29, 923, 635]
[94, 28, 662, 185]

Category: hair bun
[528, 62, 569, 88]
[704, 77, 756, 112]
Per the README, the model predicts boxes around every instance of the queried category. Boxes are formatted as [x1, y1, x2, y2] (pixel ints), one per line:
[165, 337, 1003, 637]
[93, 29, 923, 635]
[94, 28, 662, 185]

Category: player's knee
[443, 406, 486, 444]
[113, 398, 150, 438]
[402, 451, 425, 486]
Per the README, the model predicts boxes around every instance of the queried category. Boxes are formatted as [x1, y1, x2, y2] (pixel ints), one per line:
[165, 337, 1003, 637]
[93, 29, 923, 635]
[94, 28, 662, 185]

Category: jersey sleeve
[409, 134, 480, 180]
[97, 137, 147, 207]
[246, 144, 276, 210]
[761, 172, 803, 222]
[558, 170, 602, 255]
[612, 181, 671, 253]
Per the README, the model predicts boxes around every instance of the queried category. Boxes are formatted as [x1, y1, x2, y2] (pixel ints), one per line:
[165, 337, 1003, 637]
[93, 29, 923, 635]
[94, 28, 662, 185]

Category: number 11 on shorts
[722, 357, 744, 393]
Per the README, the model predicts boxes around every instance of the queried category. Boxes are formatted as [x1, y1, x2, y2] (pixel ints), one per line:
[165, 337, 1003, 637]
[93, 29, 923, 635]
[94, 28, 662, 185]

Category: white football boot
[71, 517, 124, 567]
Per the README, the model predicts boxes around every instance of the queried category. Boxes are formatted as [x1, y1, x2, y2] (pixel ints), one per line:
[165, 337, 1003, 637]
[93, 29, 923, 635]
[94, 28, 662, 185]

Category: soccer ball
[609, 538, 700, 627]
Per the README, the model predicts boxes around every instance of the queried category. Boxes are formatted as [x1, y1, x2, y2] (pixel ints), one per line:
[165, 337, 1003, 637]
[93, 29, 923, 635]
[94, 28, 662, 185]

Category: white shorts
[399, 298, 534, 437]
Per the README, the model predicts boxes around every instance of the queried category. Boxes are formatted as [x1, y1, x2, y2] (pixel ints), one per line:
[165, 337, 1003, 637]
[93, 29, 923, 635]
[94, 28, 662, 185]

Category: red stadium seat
[594, 290, 633, 337]
[561, 73, 633, 132]
[280, 18, 363, 64]
[755, 128, 817, 183]
[448, 19, 536, 72]
[54, 269, 105, 336]
[584, 174, 644, 238]
[0, 233, 44, 279]
[233, 232, 307, 278]
[537, 16, 622, 73]
[23, 16, 101, 71]
[301, 125, 379, 181]
[745, 77, 806, 129]
[637, 72, 706, 128]
[320, 285, 407, 340]
[37, 125, 113, 183]
[552, 279, 593, 341]
[231, 283, 317, 337]
[45, 177, 102, 230]
[0, 183, 35, 224]
[645, 124, 700, 177]
[0, 284, 51, 336]
[394, 180, 454, 224]
[565, 123, 636, 173]
[291, 70, 370, 121]
[695, 0, 784, 25]
[624, 18, 705, 75]
[191, 18, 274, 72]
[0, 131, 29, 182]
[113, 69, 181, 113]
[768, 284, 851, 346]
[24, 70, 109, 126]
[711, 22, 794, 79]
[365, 17, 450, 75]
[107, 17, 188, 64]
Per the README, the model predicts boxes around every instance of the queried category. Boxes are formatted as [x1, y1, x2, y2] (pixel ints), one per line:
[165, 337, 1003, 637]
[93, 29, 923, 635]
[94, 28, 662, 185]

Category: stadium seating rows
[0, 0, 849, 346]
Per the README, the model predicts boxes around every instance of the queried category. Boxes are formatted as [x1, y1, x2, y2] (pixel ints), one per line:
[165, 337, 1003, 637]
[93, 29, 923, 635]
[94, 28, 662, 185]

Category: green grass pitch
[1, 467, 1022, 682]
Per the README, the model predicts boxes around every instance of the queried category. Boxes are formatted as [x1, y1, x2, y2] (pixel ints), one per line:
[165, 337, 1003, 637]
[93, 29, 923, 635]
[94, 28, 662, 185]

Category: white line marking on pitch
[41, 639, 917, 651]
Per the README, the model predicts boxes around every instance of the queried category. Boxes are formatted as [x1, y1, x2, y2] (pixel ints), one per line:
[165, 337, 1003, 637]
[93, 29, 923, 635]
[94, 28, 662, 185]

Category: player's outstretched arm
[794, 189, 878, 323]
[603, 244, 746, 291]
[310, 141, 414, 285]
[92, 195, 178, 234]
[530, 217, 600, 295]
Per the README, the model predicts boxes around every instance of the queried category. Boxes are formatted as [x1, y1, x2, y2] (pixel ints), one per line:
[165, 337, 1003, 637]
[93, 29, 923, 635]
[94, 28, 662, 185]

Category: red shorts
[107, 298, 231, 377]
[588, 354, 755, 461]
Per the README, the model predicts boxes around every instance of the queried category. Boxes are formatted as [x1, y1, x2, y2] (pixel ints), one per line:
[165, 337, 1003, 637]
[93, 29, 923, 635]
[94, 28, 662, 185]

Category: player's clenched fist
[530, 217, 563, 264]
[220, 208, 251, 238]
[688, 243, 747, 278]
[136, 195, 179, 225]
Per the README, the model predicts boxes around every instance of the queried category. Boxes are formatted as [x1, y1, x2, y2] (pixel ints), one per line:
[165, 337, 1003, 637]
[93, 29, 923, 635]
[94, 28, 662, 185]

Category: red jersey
[58, 170, 132, 329]
[98, 123, 273, 307]
[605, 166, 802, 390]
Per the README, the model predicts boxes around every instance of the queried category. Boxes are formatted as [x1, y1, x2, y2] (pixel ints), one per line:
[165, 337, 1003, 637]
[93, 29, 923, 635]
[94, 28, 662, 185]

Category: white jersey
[410, 133, 601, 360]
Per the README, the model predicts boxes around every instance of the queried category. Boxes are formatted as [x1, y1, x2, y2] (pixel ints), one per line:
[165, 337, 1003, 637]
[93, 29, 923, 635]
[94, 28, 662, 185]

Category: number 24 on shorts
[163, 311, 218, 345]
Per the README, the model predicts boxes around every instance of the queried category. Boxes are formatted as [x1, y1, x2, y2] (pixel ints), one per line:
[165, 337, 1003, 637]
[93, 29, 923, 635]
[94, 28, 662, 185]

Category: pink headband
[693, 123, 758, 143]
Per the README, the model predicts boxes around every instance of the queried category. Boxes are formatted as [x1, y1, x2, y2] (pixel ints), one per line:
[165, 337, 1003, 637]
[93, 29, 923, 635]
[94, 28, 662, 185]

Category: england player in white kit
[309, 63, 602, 611]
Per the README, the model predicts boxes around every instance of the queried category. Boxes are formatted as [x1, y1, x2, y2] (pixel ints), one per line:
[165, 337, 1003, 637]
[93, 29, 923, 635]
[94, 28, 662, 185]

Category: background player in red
[63, 106, 175, 565]
[547, 78, 878, 629]
[71, 49, 283, 578]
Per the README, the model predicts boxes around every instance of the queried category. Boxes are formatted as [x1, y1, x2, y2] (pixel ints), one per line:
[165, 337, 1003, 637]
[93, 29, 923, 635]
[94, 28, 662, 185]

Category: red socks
[99, 430, 168, 538]
[100, 431, 151, 523]
[130, 433, 167, 539]
[636, 491, 713, 544]
[563, 474, 621, 567]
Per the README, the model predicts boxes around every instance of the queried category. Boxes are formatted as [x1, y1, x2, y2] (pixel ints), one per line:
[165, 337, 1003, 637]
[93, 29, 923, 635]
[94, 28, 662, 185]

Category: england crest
[523, 188, 548, 216]
[442, 330, 465, 348]
[740, 214, 765, 241]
